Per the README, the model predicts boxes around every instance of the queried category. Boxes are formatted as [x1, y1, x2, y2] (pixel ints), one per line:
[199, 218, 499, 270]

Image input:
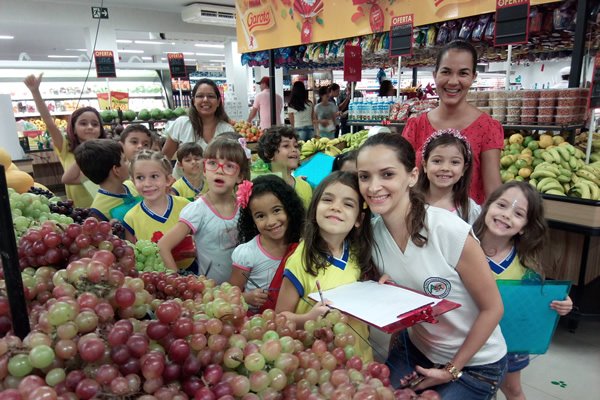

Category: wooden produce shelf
[542, 195, 600, 229]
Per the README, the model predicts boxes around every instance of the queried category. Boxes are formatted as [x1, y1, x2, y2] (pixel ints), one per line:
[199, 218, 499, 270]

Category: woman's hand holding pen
[243, 288, 269, 307]
[307, 301, 332, 320]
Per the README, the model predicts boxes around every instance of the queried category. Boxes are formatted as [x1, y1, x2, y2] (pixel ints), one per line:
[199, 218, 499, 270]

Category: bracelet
[444, 362, 463, 382]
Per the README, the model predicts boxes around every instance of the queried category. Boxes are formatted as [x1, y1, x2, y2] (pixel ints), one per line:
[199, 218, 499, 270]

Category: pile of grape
[48, 199, 91, 224]
[9, 189, 73, 239]
[133, 240, 168, 273]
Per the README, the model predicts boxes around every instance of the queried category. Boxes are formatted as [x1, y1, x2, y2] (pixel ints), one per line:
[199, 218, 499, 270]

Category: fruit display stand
[540, 195, 600, 329]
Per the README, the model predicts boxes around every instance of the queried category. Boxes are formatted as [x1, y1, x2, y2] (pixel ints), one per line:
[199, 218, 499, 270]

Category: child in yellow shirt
[75, 139, 139, 222]
[170, 143, 205, 201]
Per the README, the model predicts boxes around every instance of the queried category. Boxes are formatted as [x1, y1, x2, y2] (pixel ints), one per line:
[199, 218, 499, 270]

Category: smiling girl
[402, 40, 503, 205]
[24, 73, 107, 207]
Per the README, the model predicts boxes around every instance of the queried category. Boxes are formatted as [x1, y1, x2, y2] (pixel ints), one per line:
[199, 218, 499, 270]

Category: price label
[390, 14, 413, 58]
[494, 0, 530, 46]
[344, 44, 362, 82]
[168, 53, 187, 79]
[94, 50, 116, 78]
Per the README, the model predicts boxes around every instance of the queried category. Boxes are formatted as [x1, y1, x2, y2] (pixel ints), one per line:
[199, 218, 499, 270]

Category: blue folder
[293, 152, 335, 188]
[497, 280, 571, 354]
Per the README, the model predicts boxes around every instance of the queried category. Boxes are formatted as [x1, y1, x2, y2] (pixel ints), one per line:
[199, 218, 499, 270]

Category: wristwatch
[444, 362, 463, 381]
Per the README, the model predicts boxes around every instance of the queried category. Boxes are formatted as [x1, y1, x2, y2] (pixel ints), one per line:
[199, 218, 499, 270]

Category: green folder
[497, 280, 571, 354]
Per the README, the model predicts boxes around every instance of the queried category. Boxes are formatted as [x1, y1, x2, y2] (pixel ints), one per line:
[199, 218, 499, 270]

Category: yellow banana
[541, 152, 555, 163]
[548, 148, 562, 164]
[573, 182, 591, 199]
[562, 183, 570, 192]
[537, 177, 560, 192]
[576, 170, 600, 186]
[529, 179, 538, 189]
[530, 169, 557, 180]
[574, 148, 586, 159]
[568, 157, 578, 170]
[536, 163, 561, 175]
[545, 189, 566, 196]
[555, 146, 571, 161]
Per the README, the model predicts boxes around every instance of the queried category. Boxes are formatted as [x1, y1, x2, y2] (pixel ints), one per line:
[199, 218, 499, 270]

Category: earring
[362, 201, 368, 210]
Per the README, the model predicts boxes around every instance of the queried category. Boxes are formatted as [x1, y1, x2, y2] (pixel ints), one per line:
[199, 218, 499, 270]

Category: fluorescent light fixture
[184, 59, 197, 62]
[118, 49, 144, 54]
[116, 39, 132, 43]
[141, 56, 153, 60]
[0, 35, 14, 40]
[164, 51, 194, 55]
[195, 53, 222, 57]
[194, 43, 224, 48]
[160, 57, 167, 61]
[135, 40, 163, 45]
[210, 60, 225, 63]
[65, 48, 88, 52]
[48, 55, 79, 59]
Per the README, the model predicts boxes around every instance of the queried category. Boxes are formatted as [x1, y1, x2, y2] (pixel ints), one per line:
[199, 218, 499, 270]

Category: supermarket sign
[494, 0, 531, 46]
[390, 14, 414, 58]
[94, 50, 116, 78]
[235, 0, 559, 53]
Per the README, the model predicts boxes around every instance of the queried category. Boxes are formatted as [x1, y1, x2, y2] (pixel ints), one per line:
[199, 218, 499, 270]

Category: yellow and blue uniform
[283, 241, 373, 362]
[123, 195, 190, 242]
[55, 135, 96, 208]
[90, 183, 140, 222]
[293, 177, 313, 210]
[171, 176, 206, 201]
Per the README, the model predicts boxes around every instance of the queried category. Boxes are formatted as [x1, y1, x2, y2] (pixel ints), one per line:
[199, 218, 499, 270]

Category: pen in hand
[316, 280, 331, 317]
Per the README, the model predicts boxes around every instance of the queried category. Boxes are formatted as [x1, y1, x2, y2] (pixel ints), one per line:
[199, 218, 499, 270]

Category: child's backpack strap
[259, 242, 299, 313]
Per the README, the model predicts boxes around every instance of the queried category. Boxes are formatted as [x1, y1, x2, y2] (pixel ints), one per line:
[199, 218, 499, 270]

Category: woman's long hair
[288, 81, 311, 112]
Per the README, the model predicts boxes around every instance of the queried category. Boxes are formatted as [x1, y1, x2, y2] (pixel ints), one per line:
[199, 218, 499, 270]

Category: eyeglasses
[194, 94, 218, 100]
[204, 159, 239, 175]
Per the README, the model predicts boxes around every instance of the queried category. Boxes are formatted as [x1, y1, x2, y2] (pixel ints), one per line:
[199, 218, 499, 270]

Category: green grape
[8, 354, 33, 377]
[45, 367, 66, 386]
[29, 344, 55, 369]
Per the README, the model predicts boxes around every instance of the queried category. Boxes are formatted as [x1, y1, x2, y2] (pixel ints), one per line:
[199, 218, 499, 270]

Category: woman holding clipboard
[357, 132, 507, 399]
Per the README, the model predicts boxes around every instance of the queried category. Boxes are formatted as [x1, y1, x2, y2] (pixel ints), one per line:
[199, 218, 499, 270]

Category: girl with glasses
[162, 78, 234, 179]
[158, 138, 250, 283]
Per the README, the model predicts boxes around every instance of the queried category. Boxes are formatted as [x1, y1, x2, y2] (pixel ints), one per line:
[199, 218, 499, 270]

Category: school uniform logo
[423, 277, 451, 298]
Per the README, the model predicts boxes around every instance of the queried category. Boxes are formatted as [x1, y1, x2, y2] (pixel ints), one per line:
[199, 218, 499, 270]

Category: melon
[0, 148, 11, 168]
[6, 170, 34, 194]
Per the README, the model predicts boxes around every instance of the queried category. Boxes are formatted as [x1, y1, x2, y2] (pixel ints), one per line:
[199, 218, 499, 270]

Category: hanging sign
[94, 50, 116, 78]
[494, 0, 531, 46]
[167, 53, 187, 79]
[589, 54, 600, 109]
[389, 14, 414, 57]
[343, 44, 362, 82]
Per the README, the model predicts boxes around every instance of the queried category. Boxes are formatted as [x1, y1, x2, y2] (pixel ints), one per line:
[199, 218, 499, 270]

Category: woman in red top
[403, 40, 503, 204]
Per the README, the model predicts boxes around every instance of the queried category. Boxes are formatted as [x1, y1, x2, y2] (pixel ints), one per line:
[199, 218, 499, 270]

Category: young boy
[119, 124, 153, 162]
[257, 126, 312, 209]
[170, 143, 205, 200]
[75, 139, 140, 222]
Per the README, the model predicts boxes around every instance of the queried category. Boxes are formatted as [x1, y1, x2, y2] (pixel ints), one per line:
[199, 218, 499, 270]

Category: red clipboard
[308, 281, 461, 334]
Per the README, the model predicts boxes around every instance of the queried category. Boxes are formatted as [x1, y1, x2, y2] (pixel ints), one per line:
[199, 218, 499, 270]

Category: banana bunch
[300, 137, 336, 160]
[30, 118, 46, 131]
[339, 130, 369, 152]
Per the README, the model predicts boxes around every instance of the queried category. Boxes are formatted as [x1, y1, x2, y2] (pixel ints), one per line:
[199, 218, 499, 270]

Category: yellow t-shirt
[488, 246, 529, 281]
[171, 176, 206, 201]
[54, 135, 96, 208]
[294, 177, 313, 210]
[283, 241, 373, 362]
[123, 195, 190, 241]
[90, 183, 140, 222]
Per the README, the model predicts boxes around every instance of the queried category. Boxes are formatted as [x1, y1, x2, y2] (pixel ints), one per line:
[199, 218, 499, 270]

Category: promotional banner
[235, 0, 559, 53]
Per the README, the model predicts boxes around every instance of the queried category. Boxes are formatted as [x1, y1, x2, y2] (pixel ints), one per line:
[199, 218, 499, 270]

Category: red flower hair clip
[236, 180, 253, 208]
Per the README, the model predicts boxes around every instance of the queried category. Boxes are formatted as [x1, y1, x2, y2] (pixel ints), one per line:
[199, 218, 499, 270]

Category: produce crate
[542, 195, 600, 228]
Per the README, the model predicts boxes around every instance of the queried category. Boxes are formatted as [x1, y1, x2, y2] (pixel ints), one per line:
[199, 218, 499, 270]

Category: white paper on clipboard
[308, 281, 442, 328]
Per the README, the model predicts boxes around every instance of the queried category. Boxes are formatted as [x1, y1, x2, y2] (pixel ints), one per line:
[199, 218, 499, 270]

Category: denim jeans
[295, 126, 314, 141]
[386, 332, 507, 400]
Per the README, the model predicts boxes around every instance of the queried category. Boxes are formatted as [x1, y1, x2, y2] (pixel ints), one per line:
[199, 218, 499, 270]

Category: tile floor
[497, 319, 600, 400]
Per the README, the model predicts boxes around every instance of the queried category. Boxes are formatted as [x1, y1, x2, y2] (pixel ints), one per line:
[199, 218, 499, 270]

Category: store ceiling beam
[568, 0, 588, 88]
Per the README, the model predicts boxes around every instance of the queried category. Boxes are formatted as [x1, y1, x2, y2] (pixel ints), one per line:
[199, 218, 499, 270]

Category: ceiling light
[161, 57, 167, 61]
[65, 48, 88, 52]
[184, 59, 197, 62]
[141, 56, 153, 60]
[118, 49, 144, 54]
[0, 35, 14, 40]
[164, 51, 194, 55]
[210, 60, 225, 63]
[116, 39, 132, 43]
[135, 40, 164, 45]
[48, 55, 79, 59]
[194, 43, 224, 48]
[195, 53, 222, 57]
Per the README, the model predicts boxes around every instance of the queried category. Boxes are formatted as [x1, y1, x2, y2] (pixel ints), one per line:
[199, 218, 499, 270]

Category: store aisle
[497, 320, 600, 400]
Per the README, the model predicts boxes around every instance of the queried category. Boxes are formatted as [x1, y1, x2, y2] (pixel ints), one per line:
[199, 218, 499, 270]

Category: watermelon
[100, 110, 113, 123]
[138, 109, 151, 121]
[150, 108, 163, 120]
[162, 109, 175, 120]
[124, 110, 137, 121]
[174, 107, 187, 117]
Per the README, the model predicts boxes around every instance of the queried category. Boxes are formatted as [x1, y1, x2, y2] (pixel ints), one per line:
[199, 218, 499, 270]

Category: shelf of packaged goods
[11, 94, 164, 102]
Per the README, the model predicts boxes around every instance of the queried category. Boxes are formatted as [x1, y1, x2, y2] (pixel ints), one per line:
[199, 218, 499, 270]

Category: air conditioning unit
[182, 3, 236, 27]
